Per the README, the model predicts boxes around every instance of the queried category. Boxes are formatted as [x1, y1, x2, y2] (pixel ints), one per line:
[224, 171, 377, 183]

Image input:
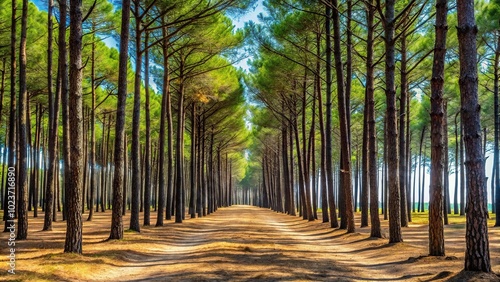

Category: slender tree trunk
[156, 23, 169, 226]
[129, 0, 142, 232]
[418, 127, 425, 212]
[383, 0, 402, 243]
[366, 0, 381, 237]
[281, 114, 291, 215]
[175, 57, 186, 223]
[325, 1, 338, 228]
[301, 69, 314, 221]
[143, 31, 151, 226]
[16, 0, 29, 240]
[443, 101, 450, 224]
[289, 117, 296, 216]
[87, 32, 97, 222]
[65, 0, 84, 252]
[190, 102, 197, 218]
[197, 114, 203, 216]
[122, 136, 127, 216]
[293, 109, 312, 221]
[201, 118, 207, 216]
[457, 0, 491, 271]
[421, 142, 427, 212]
[33, 105, 42, 218]
[399, 24, 408, 228]
[429, 0, 447, 255]
[361, 67, 370, 227]
[494, 33, 500, 225]
[332, 0, 354, 232]
[109, 0, 131, 240]
[316, 30, 328, 223]
[460, 121, 465, 215]
[43, 0, 58, 228]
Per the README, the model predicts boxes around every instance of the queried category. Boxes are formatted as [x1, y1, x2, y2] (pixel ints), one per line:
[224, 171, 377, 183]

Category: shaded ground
[1, 205, 500, 281]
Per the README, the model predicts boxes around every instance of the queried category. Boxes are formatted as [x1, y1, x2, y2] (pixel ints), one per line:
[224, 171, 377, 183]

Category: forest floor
[1, 206, 500, 281]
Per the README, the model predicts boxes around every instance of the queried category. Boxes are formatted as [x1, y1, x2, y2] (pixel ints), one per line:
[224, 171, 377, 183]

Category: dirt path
[2, 205, 500, 281]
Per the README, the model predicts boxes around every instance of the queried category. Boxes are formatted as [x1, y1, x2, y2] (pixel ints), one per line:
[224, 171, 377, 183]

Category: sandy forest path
[2, 205, 500, 281]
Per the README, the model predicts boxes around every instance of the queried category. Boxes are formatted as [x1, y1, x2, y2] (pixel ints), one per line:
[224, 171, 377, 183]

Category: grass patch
[410, 211, 496, 225]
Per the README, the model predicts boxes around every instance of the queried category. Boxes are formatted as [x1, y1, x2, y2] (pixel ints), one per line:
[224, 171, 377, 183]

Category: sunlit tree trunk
[109, 0, 131, 240]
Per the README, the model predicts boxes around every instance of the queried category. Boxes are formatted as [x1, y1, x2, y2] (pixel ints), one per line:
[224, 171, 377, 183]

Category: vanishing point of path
[3, 205, 500, 281]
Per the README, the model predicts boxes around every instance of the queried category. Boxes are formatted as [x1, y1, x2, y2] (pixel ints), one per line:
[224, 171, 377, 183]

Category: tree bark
[190, 102, 197, 218]
[494, 33, 500, 226]
[44, 0, 60, 229]
[65, 0, 84, 253]
[175, 57, 186, 223]
[16, 0, 29, 240]
[366, 0, 381, 237]
[383, 0, 402, 243]
[109, 0, 131, 240]
[399, 22, 408, 228]
[143, 31, 151, 226]
[87, 31, 97, 222]
[325, 1, 338, 228]
[429, 0, 447, 256]
[457, 0, 491, 271]
[129, 0, 142, 232]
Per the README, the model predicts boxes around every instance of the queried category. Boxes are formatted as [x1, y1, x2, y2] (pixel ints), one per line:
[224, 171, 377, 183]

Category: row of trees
[243, 0, 498, 273]
[0, 0, 254, 252]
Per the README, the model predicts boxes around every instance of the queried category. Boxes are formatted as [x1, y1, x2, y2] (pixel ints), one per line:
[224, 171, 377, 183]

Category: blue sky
[231, 0, 266, 71]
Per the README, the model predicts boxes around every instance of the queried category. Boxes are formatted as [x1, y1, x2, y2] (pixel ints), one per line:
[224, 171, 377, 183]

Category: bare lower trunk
[366, 0, 381, 238]
[457, 0, 491, 271]
[428, 0, 447, 256]
[109, 0, 131, 240]
[383, 0, 402, 243]
[16, 0, 29, 240]
[65, 0, 84, 253]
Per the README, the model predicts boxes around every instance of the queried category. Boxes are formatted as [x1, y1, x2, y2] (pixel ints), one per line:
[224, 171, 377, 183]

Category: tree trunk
[190, 102, 197, 218]
[460, 121, 465, 215]
[325, 1, 338, 228]
[175, 57, 186, 223]
[16, 0, 29, 240]
[122, 136, 127, 216]
[316, 30, 328, 223]
[429, 0, 447, 255]
[366, 0, 381, 237]
[87, 31, 97, 222]
[457, 0, 491, 271]
[383, 0, 402, 243]
[494, 33, 500, 225]
[43, 0, 58, 228]
[65, 0, 84, 253]
[143, 31, 151, 226]
[399, 23, 408, 228]
[109, 0, 131, 240]
[443, 101, 450, 225]
[129, 0, 142, 232]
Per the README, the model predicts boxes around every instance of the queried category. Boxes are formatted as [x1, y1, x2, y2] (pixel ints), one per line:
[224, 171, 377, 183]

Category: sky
[230, 0, 266, 71]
